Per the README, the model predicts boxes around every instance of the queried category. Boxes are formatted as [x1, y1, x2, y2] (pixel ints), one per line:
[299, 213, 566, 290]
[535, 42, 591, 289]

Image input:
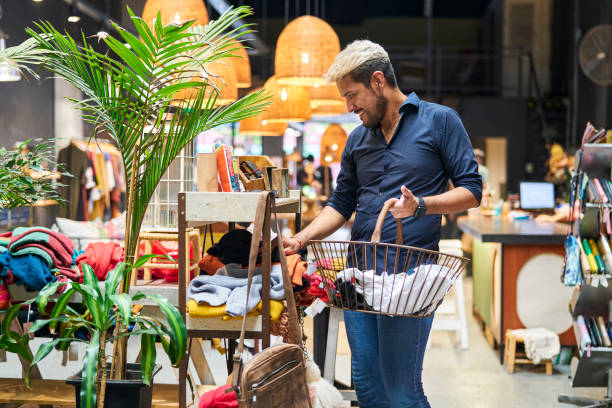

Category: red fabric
[138, 240, 195, 283]
[9, 228, 75, 266]
[198, 254, 225, 276]
[0, 279, 10, 310]
[198, 384, 238, 408]
[76, 242, 124, 280]
[305, 273, 334, 303]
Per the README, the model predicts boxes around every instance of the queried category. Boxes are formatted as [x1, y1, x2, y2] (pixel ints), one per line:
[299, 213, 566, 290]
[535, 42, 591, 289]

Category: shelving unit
[176, 190, 302, 408]
[559, 143, 612, 407]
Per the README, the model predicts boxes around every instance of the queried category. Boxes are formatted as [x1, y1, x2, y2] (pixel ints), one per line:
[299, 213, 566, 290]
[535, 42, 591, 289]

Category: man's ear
[371, 71, 385, 88]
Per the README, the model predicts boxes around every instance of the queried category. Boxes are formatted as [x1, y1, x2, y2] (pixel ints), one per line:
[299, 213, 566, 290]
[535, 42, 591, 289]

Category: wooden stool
[131, 228, 201, 286]
[503, 330, 552, 375]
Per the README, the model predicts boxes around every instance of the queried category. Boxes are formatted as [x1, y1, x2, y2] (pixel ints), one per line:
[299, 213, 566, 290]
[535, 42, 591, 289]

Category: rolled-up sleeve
[439, 109, 482, 204]
[326, 138, 358, 220]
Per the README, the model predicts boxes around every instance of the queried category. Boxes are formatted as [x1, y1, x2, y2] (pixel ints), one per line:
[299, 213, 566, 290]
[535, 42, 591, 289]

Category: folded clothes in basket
[336, 264, 454, 315]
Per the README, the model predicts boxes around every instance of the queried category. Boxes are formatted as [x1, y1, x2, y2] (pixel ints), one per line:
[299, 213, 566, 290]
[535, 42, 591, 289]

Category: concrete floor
[415, 277, 605, 407]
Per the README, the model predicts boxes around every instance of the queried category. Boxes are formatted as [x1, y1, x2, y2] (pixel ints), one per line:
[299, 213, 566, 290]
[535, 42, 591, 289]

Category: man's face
[337, 74, 387, 129]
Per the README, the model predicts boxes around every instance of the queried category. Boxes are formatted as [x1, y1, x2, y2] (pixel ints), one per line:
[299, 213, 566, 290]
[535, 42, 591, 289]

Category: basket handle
[371, 199, 403, 244]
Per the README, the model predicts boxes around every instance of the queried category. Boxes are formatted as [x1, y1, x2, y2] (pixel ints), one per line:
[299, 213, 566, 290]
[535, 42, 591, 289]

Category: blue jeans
[343, 310, 433, 408]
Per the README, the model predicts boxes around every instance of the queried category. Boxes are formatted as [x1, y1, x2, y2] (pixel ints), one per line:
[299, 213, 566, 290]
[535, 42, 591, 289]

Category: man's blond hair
[324, 40, 391, 84]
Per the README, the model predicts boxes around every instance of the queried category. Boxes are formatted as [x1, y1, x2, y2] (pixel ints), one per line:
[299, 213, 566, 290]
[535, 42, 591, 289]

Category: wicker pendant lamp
[275, 15, 340, 87]
[308, 83, 344, 108]
[228, 39, 252, 88]
[312, 103, 348, 117]
[174, 59, 238, 106]
[142, 0, 209, 29]
[320, 123, 347, 163]
[239, 88, 287, 136]
[261, 76, 311, 123]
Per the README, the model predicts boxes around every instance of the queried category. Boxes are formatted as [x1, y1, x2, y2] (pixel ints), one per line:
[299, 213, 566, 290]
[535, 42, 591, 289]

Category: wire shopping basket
[310, 201, 470, 317]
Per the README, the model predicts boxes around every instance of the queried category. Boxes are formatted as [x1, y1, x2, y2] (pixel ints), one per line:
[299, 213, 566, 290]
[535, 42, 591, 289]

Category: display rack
[176, 190, 302, 408]
[559, 143, 612, 407]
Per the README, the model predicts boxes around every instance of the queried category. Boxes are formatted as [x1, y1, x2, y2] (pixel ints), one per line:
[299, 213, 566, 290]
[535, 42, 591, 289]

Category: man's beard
[362, 93, 388, 129]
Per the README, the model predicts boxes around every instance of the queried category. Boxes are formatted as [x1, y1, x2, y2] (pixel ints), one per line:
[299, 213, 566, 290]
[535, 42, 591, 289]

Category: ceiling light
[68, 5, 80, 23]
[96, 23, 109, 39]
[32, 0, 44, 3]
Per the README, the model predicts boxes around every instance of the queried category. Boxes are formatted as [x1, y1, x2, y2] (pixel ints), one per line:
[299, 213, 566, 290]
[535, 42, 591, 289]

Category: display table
[458, 212, 575, 362]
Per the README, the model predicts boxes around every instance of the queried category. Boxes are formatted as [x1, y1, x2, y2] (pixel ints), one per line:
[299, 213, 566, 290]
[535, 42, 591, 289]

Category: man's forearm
[424, 186, 479, 214]
[294, 205, 347, 244]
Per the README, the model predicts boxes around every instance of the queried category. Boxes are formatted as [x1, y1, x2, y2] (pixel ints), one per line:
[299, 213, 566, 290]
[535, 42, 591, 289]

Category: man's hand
[387, 185, 419, 219]
[282, 236, 303, 255]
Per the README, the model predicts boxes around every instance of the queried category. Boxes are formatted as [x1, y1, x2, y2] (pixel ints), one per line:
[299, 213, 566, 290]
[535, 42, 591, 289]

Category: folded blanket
[9, 227, 74, 266]
[509, 328, 560, 364]
[188, 266, 285, 317]
[0, 251, 56, 291]
[187, 299, 284, 322]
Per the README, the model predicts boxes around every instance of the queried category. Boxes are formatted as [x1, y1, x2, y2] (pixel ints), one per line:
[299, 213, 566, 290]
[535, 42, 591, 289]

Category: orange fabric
[198, 254, 225, 275]
[286, 254, 307, 286]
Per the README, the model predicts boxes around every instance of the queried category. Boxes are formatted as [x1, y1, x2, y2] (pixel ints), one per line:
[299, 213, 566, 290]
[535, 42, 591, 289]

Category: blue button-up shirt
[327, 92, 482, 252]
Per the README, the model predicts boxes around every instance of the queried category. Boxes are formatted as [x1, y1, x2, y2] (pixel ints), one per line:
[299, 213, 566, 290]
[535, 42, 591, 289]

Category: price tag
[304, 298, 327, 318]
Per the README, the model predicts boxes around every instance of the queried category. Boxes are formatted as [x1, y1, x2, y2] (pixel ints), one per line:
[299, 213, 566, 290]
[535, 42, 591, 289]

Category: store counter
[458, 211, 575, 361]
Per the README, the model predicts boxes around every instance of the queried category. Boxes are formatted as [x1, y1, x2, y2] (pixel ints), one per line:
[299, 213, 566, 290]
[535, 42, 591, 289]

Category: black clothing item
[333, 279, 369, 310]
[207, 229, 280, 266]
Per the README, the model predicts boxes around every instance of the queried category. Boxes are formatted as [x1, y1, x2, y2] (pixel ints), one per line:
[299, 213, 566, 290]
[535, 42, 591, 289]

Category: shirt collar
[399, 92, 420, 114]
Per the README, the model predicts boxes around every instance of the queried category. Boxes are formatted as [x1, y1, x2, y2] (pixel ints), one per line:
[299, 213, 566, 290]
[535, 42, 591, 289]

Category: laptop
[519, 181, 555, 212]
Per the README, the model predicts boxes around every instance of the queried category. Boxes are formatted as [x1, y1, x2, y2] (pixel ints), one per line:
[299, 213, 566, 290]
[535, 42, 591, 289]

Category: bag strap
[231, 191, 304, 390]
[271, 197, 302, 346]
[232, 191, 270, 390]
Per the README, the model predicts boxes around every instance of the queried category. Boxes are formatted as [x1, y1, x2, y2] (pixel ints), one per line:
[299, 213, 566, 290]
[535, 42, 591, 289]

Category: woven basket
[261, 76, 311, 123]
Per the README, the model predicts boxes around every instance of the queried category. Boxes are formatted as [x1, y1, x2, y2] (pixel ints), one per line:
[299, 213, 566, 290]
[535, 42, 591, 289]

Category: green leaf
[140, 333, 156, 385]
[128, 254, 171, 271]
[81, 263, 101, 300]
[109, 293, 132, 325]
[104, 262, 126, 309]
[36, 281, 65, 315]
[80, 331, 100, 408]
[27, 316, 70, 334]
[142, 293, 186, 366]
[1, 300, 33, 336]
[0, 333, 33, 363]
[25, 338, 62, 387]
[48, 288, 76, 332]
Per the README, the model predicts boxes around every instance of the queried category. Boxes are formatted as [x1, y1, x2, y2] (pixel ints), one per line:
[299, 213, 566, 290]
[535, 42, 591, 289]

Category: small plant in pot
[0, 259, 186, 408]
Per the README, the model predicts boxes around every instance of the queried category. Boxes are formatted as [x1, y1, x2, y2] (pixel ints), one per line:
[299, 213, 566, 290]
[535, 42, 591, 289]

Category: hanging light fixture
[227, 39, 251, 88]
[311, 103, 347, 117]
[261, 76, 311, 123]
[239, 88, 287, 136]
[275, 15, 340, 87]
[67, 4, 81, 23]
[142, 0, 209, 29]
[320, 124, 348, 164]
[173, 59, 237, 106]
[308, 83, 344, 108]
[0, 37, 20, 82]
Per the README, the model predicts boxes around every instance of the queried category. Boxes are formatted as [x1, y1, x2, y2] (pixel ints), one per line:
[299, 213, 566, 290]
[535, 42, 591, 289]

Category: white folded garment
[508, 328, 560, 364]
[336, 264, 454, 314]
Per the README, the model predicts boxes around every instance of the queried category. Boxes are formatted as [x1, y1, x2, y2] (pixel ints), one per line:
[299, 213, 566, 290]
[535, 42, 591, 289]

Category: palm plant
[0, 262, 185, 408]
[0, 3, 269, 404]
[25, 5, 269, 276]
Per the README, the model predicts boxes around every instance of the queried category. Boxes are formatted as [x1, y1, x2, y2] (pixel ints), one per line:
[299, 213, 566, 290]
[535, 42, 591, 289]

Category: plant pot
[66, 363, 159, 408]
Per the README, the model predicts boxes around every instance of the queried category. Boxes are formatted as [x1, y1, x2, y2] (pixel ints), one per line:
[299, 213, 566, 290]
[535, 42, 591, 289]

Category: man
[283, 40, 482, 408]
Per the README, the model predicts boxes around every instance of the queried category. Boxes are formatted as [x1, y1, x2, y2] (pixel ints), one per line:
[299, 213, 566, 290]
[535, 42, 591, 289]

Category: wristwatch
[413, 196, 427, 219]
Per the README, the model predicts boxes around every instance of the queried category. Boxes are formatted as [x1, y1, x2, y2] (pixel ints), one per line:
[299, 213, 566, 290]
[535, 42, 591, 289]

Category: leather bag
[231, 191, 312, 408]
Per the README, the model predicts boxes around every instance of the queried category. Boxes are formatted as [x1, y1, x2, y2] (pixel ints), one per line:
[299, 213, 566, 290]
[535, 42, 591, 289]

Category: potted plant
[0, 4, 269, 408]
[0, 261, 184, 408]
